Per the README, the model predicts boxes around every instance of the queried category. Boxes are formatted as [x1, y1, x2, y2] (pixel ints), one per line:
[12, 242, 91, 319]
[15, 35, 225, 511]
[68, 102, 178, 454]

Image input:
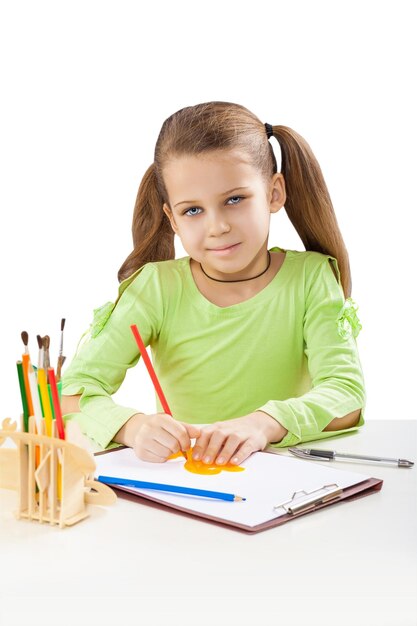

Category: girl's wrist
[114, 412, 146, 447]
[253, 410, 288, 444]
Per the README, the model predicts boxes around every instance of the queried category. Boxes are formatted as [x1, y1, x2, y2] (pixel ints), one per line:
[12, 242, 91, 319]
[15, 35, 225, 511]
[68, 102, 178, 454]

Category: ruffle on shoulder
[337, 297, 362, 339]
[74, 300, 116, 354]
[90, 301, 115, 338]
[78, 265, 152, 349]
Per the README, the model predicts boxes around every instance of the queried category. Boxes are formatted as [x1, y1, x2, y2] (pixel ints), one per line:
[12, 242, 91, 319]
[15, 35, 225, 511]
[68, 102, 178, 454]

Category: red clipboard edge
[106, 476, 383, 534]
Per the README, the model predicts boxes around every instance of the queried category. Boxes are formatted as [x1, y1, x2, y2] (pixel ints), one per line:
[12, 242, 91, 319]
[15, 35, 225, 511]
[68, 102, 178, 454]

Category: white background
[1, 0, 416, 422]
[0, 5, 416, 626]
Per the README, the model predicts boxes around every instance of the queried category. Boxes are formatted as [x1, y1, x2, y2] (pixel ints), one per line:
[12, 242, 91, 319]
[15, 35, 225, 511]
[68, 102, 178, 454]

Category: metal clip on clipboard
[273, 483, 343, 515]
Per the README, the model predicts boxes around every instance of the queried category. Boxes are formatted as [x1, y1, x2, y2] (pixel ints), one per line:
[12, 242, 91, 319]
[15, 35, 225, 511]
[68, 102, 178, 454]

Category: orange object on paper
[169, 449, 245, 475]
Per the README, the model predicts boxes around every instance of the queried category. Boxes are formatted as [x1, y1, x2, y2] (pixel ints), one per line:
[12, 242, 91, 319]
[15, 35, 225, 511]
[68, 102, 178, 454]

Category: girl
[61, 101, 365, 466]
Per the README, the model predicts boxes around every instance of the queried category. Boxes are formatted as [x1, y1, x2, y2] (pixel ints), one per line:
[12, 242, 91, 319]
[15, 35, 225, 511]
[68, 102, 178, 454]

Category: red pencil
[130, 324, 171, 414]
[130, 324, 187, 459]
[48, 367, 66, 440]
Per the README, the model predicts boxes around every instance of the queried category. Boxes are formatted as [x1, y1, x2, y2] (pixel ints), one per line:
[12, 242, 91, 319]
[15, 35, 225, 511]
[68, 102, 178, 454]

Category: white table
[1, 420, 416, 626]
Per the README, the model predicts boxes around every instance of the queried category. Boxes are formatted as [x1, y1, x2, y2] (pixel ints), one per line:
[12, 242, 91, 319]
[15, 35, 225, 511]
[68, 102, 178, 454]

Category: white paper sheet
[94, 448, 371, 528]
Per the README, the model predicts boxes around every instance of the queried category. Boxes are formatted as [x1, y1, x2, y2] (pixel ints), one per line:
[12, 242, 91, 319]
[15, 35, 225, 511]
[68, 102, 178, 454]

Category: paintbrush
[21, 331, 29, 355]
[56, 318, 66, 382]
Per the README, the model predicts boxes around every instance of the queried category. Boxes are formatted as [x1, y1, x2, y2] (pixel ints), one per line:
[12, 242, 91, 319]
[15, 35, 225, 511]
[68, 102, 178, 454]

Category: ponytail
[272, 126, 352, 298]
[118, 164, 175, 282]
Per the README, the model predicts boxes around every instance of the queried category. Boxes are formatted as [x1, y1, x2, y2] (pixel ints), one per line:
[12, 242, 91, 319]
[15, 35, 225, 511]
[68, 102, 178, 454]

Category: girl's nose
[206, 211, 231, 236]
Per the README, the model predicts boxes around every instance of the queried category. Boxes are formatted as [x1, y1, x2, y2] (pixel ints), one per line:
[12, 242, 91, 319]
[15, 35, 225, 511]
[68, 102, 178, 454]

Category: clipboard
[94, 448, 383, 533]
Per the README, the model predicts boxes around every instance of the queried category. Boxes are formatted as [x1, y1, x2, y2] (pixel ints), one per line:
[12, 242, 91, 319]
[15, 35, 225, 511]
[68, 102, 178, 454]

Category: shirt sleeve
[258, 255, 366, 447]
[61, 263, 162, 449]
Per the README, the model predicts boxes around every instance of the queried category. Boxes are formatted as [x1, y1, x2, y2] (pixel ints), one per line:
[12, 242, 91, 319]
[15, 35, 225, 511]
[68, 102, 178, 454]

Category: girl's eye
[227, 196, 243, 205]
[183, 196, 244, 216]
[184, 207, 203, 216]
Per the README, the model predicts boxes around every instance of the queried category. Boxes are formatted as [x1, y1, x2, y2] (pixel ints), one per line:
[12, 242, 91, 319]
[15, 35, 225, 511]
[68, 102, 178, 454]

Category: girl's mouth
[209, 243, 241, 255]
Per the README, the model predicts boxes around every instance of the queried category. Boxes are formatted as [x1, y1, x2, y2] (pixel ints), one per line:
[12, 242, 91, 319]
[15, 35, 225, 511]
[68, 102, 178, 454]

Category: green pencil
[16, 360, 29, 432]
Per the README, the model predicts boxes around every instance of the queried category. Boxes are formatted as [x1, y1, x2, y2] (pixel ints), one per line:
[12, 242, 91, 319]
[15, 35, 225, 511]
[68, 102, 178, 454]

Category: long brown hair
[118, 101, 351, 297]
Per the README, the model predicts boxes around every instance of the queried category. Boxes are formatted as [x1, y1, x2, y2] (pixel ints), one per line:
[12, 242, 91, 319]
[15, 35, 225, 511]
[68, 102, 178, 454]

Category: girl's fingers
[183, 423, 201, 440]
[133, 434, 172, 462]
[214, 434, 241, 465]
[151, 414, 191, 452]
[197, 430, 227, 464]
[139, 447, 169, 463]
[229, 440, 258, 465]
[170, 421, 199, 451]
[161, 416, 198, 452]
[153, 428, 183, 454]
[134, 414, 200, 462]
[192, 429, 213, 461]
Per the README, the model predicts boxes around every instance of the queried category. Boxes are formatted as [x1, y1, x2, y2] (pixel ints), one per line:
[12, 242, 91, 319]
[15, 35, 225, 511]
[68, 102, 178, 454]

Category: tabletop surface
[1, 419, 416, 626]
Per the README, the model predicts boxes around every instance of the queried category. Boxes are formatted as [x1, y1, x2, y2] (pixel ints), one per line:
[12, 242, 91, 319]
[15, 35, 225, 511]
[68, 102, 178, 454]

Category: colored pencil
[130, 324, 171, 414]
[16, 360, 29, 432]
[22, 354, 34, 418]
[97, 475, 246, 502]
[48, 368, 66, 440]
[28, 363, 43, 430]
[48, 369, 64, 501]
[130, 324, 188, 460]
[27, 363, 42, 466]
[37, 368, 53, 436]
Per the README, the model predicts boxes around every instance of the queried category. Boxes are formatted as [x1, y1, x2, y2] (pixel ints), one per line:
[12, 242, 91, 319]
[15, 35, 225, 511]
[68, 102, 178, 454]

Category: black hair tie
[264, 123, 273, 139]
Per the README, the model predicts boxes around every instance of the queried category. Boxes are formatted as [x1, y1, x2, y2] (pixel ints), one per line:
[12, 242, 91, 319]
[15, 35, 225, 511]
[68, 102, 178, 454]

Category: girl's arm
[61, 264, 161, 449]
[257, 256, 365, 448]
[323, 408, 362, 431]
[193, 256, 365, 465]
[61, 392, 200, 461]
[61, 394, 81, 414]
[191, 407, 362, 466]
[62, 263, 200, 459]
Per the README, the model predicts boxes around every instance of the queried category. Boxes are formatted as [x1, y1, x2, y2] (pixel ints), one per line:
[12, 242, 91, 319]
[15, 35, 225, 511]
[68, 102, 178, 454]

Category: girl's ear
[269, 173, 286, 214]
[163, 203, 179, 234]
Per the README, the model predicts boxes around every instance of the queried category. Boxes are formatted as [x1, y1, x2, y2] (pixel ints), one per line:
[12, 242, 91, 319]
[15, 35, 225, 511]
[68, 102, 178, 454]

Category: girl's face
[163, 149, 286, 280]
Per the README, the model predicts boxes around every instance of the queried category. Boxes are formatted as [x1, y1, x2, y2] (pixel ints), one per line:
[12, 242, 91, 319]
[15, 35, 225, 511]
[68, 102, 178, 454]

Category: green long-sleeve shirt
[62, 246, 365, 449]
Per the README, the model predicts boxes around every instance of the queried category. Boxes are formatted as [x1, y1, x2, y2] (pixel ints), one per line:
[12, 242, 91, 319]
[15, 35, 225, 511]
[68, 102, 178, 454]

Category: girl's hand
[192, 411, 287, 466]
[115, 413, 201, 463]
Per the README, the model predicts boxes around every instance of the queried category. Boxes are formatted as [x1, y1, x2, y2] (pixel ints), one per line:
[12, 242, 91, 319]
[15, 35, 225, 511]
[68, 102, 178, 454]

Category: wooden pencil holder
[0, 416, 116, 528]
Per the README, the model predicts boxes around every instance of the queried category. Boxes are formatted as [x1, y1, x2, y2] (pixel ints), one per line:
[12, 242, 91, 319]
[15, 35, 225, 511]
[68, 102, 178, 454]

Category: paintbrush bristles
[22, 326, 67, 379]
[43, 335, 50, 371]
[56, 355, 65, 382]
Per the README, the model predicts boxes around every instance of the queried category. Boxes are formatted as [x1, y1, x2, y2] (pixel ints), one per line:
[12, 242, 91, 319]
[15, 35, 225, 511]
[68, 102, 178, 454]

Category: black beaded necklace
[199, 251, 271, 283]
